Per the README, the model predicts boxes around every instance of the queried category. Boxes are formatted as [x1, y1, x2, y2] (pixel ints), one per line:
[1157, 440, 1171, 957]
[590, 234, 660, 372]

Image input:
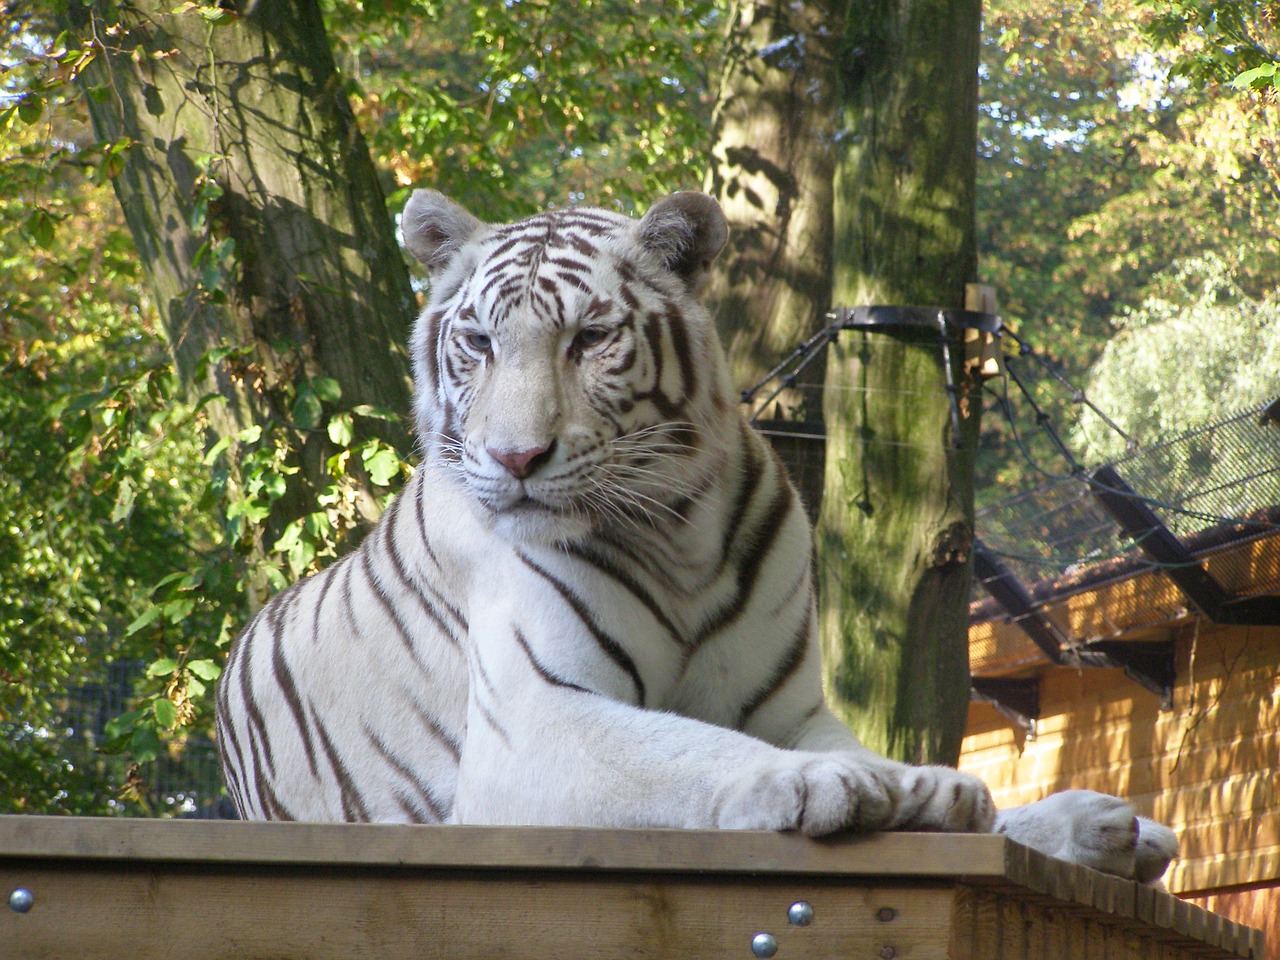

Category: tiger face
[402, 191, 732, 544]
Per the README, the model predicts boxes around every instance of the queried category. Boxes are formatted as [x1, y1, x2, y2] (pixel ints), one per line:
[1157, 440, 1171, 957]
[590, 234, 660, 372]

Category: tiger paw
[881, 764, 996, 833]
[715, 756, 895, 836]
[1135, 816, 1179, 884]
[995, 790, 1178, 883]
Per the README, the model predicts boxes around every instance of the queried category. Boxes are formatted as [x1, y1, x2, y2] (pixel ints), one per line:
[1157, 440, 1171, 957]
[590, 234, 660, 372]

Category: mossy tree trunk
[704, 0, 839, 408]
[62, 0, 415, 594]
[816, 0, 983, 766]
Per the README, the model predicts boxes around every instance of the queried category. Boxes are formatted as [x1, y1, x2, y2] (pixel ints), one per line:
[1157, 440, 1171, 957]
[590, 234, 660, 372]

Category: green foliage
[2, 1, 722, 813]
[1072, 255, 1280, 463]
[976, 0, 1280, 499]
[326, 0, 721, 218]
[1139, 0, 1279, 90]
[0, 27, 236, 810]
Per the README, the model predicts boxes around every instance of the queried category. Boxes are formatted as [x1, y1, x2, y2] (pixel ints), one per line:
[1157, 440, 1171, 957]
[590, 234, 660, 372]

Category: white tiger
[216, 190, 1177, 882]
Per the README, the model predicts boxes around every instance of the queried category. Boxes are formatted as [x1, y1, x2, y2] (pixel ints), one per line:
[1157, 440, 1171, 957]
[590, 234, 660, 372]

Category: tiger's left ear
[637, 192, 728, 292]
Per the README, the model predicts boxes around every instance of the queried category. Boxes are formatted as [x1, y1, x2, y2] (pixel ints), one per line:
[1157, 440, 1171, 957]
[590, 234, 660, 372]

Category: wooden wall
[959, 623, 1280, 956]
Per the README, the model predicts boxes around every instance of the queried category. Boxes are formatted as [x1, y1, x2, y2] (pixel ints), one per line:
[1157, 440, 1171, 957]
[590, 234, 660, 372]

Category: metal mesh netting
[975, 399, 1280, 599]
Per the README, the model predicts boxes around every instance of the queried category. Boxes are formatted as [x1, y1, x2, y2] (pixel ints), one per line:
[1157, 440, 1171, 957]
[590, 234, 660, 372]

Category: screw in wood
[787, 900, 814, 926]
[876, 906, 898, 922]
[751, 932, 779, 958]
[879, 947, 897, 960]
[9, 888, 34, 913]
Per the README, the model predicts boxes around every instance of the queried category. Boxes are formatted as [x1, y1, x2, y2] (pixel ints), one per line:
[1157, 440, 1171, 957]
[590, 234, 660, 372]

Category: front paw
[995, 790, 1178, 883]
[1135, 817, 1179, 884]
[715, 756, 895, 836]
[887, 765, 996, 833]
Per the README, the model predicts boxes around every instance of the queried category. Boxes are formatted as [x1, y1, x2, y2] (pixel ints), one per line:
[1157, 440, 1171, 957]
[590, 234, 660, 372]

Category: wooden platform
[0, 816, 1264, 959]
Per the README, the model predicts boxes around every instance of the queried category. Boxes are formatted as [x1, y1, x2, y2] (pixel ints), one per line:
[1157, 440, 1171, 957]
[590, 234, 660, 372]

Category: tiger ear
[402, 189, 486, 276]
[637, 192, 728, 290]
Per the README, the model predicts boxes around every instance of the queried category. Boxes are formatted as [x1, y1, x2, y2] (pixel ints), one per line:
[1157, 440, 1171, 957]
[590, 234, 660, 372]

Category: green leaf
[350, 404, 400, 421]
[197, 5, 238, 25]
[162, 597, 195, 622]
[111, 477, 137, 523]
[262, 469, 288, 500]
[1230, 62, 1279, 91]
[310, 377, 342, 404]
[26, 209, 55, 250]
[125, 605, 163, 636]
[187, 659, 222, 681]
[17, 94, 44, 125]
[363, 444, 401, 486]
[130, 723, 162, 762]
[104, 708, 147, 741]
[203, 435, 233, 465]
[272, 518, 303, 552]
[327, 411, 354, 446]
[146, 657, 179, 678]
[153, 698, 178, 728]
[292, 388, 324, 430]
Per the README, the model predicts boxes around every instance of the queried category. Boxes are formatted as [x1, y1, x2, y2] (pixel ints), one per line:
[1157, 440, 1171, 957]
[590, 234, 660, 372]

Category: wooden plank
[0, 816, 1011, 878]
[0, 861, 957, 960]
[0, 817, 1262, 960]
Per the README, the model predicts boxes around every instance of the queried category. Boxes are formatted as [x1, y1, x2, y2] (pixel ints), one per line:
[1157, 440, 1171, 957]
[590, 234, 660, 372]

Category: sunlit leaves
[330, 0, 722, 217]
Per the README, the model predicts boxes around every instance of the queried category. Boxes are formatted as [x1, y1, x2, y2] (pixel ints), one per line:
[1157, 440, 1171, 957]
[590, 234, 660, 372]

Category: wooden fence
[0, 816, 1264, 959]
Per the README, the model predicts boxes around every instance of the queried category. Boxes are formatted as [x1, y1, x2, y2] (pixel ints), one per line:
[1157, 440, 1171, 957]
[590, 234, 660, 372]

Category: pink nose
[488, 444, 552, 479]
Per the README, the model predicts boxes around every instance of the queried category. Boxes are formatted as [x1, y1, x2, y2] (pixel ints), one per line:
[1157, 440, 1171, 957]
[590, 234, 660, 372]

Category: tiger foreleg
[453, 680, 994, 836]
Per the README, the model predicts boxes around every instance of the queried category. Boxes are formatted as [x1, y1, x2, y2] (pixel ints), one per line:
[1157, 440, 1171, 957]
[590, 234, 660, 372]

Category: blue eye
[464, 332, 492, 353]
[572, 326, 610, 352]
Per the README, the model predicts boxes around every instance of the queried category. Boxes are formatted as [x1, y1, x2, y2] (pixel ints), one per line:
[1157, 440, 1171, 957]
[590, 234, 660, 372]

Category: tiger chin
[215, 189, 1177, 886]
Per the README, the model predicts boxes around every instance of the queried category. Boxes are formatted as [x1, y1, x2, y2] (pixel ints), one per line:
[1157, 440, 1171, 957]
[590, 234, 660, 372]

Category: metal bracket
[970, 676, 1040, 740]
[1071, 639, 1176, 709]
[829, 306, 1002, 449]
[830, 305, 1002, 334]
[1089, 465, 1239, 623]
[973, 541, 1066, 664]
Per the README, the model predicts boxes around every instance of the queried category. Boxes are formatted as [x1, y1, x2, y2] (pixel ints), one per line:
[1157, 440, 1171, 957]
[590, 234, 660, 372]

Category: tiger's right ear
[402, 190, 485, 276]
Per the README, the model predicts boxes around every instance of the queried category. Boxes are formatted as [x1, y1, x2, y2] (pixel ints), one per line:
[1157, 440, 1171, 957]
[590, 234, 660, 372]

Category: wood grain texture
[0, 818, 1263, 960]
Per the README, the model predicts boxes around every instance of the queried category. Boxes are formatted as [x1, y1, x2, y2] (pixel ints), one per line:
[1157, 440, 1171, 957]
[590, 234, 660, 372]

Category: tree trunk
[704, 0, 839, 406]
[62, 0, 415, 594]
[816, 0, 983, 766]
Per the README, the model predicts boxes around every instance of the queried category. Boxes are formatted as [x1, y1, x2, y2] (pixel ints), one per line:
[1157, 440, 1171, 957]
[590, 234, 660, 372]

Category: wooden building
[961, 510, 1280, 954]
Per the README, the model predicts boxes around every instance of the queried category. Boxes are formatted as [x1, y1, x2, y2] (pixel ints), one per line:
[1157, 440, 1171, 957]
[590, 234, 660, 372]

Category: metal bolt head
[876, 906, 898, 922]
[751, 932, 779, 958]
[879, 947, 897, 960]
[8, 888, 34, 913]
[787, 900, 814, 926]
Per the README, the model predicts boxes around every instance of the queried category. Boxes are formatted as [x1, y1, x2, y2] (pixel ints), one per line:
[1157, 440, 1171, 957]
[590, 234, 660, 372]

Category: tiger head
[402, 190, 734, 544]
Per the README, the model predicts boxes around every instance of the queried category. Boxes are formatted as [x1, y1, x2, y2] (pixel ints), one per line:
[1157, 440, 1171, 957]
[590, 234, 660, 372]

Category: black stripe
[312, 713, 371, 822]
[513, 627, 592, 694]
[562, 541, 684, 645]
[407, 695, 463, 763]
[693, 477, 796, 646]
[518, 553, 646, 705]
[664, 301, 697, 400]
[271, 616, 320, 778]
[735, 599, 812, 730]
[382, 511, 465, 648]
[364, 722, 445, 822]
[361, 548, 436, 677]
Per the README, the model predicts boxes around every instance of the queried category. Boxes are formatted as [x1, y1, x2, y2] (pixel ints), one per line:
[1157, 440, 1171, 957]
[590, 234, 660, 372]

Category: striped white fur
[215, 191, 1177, 879]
